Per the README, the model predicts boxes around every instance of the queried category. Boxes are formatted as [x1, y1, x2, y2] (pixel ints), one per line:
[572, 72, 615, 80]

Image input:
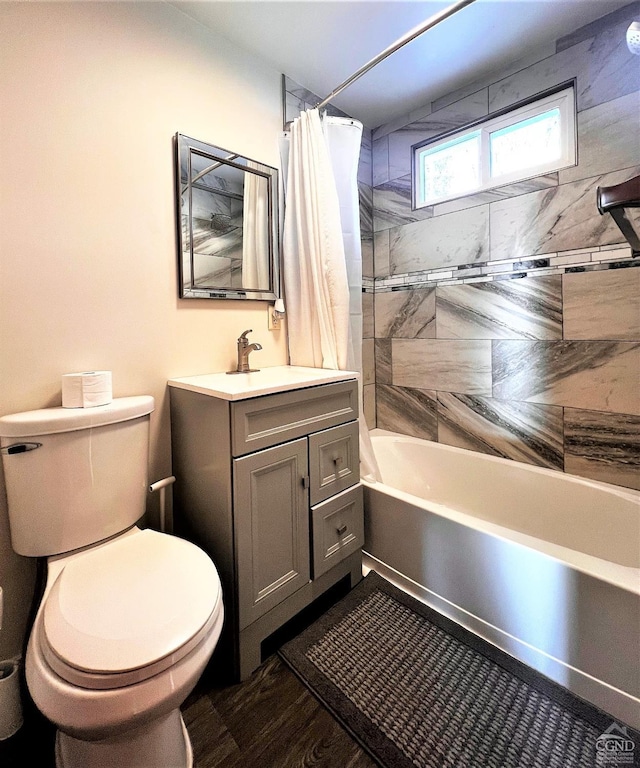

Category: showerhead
[627, 21, 640, 55]
[210, 213, 233, 234]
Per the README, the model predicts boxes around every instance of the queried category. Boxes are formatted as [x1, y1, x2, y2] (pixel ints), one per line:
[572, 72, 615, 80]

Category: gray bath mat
[280, 572, 639, 768]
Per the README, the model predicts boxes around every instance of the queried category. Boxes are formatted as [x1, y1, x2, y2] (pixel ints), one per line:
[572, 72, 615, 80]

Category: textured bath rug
[279, 572, 639, 768]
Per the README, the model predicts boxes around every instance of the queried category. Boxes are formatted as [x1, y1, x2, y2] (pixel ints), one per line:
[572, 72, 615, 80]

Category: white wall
[0, 1, 287, 659]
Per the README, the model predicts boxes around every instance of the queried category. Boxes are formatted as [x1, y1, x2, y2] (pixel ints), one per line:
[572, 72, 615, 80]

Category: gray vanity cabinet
[169, 375, 364, 681]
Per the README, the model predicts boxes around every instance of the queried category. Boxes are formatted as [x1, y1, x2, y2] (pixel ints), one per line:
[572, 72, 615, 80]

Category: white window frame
[413, 84, 576, 209]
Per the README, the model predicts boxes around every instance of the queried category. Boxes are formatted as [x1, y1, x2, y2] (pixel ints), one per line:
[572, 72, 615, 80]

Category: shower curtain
[281, 108, 380, 481]
[282, 109, 350, 369]
[323, 115, 363, 377]
[242, 163, 270, 290]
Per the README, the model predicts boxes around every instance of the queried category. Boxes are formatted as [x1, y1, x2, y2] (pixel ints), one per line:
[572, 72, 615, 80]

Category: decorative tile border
[374, 244, 637, 292]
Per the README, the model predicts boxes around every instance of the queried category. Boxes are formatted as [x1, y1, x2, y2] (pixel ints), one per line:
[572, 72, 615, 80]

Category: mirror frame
[174, 132, 280, 300]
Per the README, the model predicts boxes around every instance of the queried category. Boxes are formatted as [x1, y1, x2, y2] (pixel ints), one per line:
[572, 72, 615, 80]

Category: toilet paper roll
[62, 371, 113, 408]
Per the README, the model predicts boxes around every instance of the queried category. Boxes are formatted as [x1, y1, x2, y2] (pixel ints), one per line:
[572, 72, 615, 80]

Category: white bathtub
[362, 429, 640, 729]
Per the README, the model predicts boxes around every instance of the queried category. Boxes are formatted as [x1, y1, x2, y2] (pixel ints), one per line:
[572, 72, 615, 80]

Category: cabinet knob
[336, 524, 348, 536]
[301, 475, 310, 489]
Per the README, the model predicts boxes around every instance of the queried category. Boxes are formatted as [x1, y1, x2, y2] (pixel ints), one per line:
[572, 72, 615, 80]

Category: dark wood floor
[0, 655, 376, 768]
[185, 655, 376, 768]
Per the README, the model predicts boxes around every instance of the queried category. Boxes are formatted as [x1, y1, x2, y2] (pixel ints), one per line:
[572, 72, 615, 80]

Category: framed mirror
[175, 133, 280, 300]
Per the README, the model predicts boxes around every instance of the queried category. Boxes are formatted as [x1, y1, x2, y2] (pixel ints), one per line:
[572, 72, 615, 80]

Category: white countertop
[168, 365, 359, 401]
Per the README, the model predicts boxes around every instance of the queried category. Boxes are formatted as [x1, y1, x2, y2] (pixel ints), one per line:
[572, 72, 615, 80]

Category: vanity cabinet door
[234, 439, 310, 630]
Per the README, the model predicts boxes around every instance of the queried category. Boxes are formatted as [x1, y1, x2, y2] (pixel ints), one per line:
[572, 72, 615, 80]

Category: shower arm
[596, 174, 640, 258]
[315, 0, 476, 112]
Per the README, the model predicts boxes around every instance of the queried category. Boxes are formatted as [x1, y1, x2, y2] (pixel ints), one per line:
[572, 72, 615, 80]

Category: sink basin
[168, 365, 358, 401]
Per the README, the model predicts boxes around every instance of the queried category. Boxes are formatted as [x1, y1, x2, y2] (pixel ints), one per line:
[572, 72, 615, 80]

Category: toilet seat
[39, 529, 222, 690]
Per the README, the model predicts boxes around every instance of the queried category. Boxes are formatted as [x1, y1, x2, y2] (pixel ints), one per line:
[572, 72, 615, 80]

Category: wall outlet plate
[268, 307, 281, 331]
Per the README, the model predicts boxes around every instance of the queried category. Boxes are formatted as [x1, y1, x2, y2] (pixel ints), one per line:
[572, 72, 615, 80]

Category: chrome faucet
[231, 329, 262, 374]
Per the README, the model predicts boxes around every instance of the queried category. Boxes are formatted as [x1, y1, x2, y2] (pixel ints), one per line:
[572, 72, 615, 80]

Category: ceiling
[168, 0, 634, 128]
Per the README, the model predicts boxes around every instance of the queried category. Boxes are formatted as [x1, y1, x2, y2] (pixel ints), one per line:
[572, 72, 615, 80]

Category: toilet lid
[42, 529, 221, 681]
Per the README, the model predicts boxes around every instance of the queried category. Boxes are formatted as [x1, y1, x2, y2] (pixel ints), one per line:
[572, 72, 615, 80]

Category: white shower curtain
[281, 108, 380, 481]
[242, 163, 270, 290]
[282, 109, 350, 369]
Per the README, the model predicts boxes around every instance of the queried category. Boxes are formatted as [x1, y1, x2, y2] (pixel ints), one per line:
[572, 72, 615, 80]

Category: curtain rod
[315, 0, 477, 112]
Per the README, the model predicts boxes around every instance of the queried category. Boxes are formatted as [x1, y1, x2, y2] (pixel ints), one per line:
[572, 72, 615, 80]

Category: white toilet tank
[0, 396, 154, 557]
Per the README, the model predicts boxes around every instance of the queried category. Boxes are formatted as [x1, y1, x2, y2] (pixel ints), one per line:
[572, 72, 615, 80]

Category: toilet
[0, 396, 223, 768]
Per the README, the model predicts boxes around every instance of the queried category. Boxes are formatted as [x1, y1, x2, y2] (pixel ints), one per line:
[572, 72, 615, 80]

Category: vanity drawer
[231, 379, 358, 457]
[311, 485, 364, 579]
[309, 421, 359, 506]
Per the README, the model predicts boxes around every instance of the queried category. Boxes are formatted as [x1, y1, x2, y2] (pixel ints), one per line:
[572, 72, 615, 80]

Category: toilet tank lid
[0, 396, 154, 438]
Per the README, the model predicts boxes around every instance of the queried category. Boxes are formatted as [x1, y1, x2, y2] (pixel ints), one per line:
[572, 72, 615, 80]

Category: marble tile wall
[371, 2, 640, 490]
[375, 270, 640, 488]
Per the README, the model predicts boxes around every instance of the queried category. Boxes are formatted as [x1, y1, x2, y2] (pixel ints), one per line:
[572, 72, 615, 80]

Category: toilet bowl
[28, 528, 223, 767]
[0, 396, 224, 768]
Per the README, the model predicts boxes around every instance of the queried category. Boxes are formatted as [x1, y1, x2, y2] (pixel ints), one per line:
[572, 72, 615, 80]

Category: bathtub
[362, 429, 640, 729]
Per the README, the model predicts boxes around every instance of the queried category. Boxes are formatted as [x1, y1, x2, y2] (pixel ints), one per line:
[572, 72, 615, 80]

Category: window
[413, 85, 576, 208]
